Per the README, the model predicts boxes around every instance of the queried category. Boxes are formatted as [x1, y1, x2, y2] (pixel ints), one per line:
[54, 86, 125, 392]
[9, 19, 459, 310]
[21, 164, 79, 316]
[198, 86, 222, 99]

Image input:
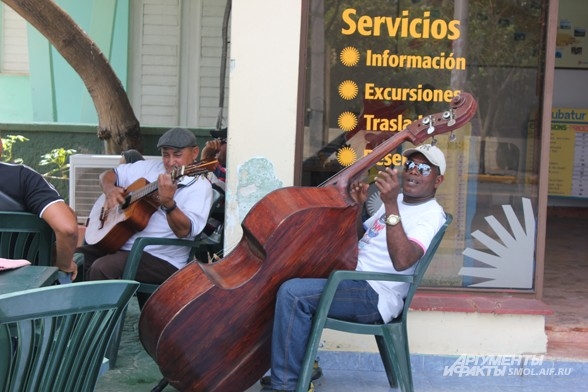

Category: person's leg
[75, 244, 110, 280]
[87, 250, 177, 282]
[86, 251, 130, 280]
[133, 252, 178, 283]
[269, 278, 381, 391]
[133, 252, 179, 307]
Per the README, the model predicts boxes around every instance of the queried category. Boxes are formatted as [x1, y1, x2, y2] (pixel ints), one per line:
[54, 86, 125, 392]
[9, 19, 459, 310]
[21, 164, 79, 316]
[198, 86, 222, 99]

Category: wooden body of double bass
[139, 93, 478, 391]
[139, 186, 358, 391]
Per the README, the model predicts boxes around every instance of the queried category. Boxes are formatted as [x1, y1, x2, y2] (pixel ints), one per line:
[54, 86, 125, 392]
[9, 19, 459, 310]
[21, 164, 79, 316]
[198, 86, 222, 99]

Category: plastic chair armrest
[314, 270, 414, 326]
[122, 236, 200, 279]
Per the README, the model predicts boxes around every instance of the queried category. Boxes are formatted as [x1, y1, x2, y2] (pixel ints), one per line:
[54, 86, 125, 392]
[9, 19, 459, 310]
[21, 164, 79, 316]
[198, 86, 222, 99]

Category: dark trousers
[76, 244, 178, 282]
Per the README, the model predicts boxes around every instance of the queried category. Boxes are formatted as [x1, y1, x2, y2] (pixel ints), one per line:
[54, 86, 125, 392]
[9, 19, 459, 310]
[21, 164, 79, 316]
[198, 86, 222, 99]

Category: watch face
[386, 215, 400, 225]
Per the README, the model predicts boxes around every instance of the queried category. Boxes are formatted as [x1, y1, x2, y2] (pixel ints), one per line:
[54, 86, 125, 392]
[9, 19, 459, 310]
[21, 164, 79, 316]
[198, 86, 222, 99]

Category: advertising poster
[555, 0, 588, 69]
[549, 108, 588, 197]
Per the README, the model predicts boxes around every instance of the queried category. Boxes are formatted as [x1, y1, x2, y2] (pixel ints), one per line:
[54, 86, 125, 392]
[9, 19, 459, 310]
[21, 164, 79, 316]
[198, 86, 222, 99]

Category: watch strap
[161, 201, 177, 214]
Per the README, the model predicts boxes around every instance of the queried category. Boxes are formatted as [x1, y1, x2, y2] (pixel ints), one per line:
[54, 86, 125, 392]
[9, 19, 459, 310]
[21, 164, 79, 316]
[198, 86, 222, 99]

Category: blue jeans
[270, 278, 383, 391]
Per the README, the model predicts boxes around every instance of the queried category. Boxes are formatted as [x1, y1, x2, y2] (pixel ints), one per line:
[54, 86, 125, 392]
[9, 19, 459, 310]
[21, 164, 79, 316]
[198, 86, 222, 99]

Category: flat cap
[157, 127, 197, 149]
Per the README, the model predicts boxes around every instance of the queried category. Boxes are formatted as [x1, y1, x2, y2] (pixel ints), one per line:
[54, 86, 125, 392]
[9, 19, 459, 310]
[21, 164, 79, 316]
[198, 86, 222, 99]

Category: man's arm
[201, 140, 222, 161]
[99, 169, 127, 209]
[157, 172, 193, 238]
[41, 202, 79, 279]
[375, 168, 424, 271]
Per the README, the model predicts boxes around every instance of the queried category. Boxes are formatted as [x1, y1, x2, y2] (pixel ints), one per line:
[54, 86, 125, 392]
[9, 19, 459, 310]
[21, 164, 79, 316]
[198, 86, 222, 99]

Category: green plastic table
[0, 265, 59, 295]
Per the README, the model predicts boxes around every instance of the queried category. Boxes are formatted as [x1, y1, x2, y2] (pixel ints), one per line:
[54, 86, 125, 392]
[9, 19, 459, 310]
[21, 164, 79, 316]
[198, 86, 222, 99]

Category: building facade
[1, 0, 588, 354]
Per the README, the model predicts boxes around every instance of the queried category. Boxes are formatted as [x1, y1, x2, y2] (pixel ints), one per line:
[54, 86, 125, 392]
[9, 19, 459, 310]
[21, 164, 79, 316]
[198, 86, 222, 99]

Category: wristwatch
[385, 214, 401, 226]
[161, 201, 177, 214]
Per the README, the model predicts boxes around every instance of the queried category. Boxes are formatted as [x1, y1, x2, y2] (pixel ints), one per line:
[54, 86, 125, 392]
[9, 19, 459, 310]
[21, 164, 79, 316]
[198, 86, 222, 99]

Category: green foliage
[39, 147, 77, 180]
[1, 134, 76, 179]
[0, 134, 29, 163]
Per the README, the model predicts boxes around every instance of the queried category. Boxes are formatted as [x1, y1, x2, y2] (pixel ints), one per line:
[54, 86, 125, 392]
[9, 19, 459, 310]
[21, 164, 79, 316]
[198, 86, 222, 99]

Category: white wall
[224, 0, 302, 245]
[321, 311, 547, 356]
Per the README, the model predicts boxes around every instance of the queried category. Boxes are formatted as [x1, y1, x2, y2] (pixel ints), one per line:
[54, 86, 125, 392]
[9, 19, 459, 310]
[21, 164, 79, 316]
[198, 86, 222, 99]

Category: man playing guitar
[77, 127, 213, 300]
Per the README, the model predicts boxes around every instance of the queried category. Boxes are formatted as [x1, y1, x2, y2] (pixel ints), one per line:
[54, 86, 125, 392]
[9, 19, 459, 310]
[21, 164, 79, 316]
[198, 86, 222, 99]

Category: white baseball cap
[402, 144, 446, 175]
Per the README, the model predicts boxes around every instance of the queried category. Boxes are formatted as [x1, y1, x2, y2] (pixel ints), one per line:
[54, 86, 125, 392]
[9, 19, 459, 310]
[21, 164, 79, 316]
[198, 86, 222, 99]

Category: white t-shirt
[115, 159, 213, 269]
[356, 194, 445, 322]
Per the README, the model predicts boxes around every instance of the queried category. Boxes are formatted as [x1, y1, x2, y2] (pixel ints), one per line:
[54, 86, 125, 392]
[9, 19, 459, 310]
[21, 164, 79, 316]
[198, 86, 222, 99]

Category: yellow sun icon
[337, 146, 357, 166]
[338, 80, 358, 100]
[340, 46, 360, 67]
[338, 111, 358, 132]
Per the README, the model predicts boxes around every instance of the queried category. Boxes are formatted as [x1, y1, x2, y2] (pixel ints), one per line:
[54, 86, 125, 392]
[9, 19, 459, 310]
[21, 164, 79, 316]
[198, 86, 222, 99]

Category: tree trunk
[3, 0, 142, 154]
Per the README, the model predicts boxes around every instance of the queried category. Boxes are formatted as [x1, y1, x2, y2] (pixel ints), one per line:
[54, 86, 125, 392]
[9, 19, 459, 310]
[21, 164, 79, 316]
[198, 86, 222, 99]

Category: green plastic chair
[0, 211, 55, 266]
[296, 213, 452, 392]
[0, 280, 139, 392]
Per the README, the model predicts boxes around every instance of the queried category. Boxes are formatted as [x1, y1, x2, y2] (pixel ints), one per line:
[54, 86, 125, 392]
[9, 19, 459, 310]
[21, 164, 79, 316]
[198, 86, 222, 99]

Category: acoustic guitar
[84, 159, 218, 253]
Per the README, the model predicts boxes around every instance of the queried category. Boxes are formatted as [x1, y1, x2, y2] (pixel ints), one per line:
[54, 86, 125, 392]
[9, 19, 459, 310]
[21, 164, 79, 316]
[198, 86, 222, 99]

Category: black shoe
[259, 360, 323, 388]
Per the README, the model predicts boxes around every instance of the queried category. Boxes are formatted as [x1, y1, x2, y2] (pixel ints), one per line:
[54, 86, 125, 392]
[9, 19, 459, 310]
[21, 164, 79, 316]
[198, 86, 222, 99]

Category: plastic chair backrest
[0, 211, 55, 266]
[0, 280, 139, 392]
[399, 212, 453, 323]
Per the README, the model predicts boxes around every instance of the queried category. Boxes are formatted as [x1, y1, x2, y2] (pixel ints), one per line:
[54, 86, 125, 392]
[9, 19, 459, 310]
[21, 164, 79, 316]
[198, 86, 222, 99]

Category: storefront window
[298, 0, 547, 291]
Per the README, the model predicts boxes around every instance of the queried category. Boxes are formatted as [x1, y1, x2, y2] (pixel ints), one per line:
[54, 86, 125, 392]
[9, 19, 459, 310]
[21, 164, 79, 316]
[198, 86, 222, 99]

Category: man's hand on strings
[105, 187, 126, 210]
[350, 181, 369, 204]
[158, 172, 178, 207]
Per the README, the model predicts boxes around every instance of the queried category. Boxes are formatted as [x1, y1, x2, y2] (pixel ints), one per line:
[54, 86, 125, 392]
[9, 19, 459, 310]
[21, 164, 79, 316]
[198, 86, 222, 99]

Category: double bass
[139, 93, 478, 391]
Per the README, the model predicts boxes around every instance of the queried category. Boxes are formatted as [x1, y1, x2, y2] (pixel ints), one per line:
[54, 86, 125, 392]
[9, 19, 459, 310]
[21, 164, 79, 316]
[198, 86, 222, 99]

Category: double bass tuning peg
[422, 115, 435, 134]
[443, 109, 456, 127]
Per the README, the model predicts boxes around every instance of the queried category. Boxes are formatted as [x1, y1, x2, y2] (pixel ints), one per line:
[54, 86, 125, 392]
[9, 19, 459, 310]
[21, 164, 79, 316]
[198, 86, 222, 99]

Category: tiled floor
[94, 215, 588, 391]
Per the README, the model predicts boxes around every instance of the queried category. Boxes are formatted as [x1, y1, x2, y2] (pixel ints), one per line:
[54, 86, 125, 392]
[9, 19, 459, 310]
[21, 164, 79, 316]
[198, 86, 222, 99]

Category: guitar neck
[124, 160, 217, 206]
[127, 181, 160, 205]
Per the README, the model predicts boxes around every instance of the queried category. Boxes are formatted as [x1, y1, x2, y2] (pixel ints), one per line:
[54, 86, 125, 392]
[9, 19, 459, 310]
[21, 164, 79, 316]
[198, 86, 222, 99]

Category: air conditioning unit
[69, 154, 161, 225]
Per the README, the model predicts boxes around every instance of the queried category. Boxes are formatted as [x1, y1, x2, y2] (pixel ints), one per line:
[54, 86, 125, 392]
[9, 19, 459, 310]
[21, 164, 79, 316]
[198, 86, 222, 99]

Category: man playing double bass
[263, 144, 447, 391]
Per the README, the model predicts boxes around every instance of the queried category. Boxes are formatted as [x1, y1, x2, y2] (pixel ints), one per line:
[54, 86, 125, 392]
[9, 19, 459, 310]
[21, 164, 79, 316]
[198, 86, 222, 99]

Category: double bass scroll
[138, 93, 478, 391]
